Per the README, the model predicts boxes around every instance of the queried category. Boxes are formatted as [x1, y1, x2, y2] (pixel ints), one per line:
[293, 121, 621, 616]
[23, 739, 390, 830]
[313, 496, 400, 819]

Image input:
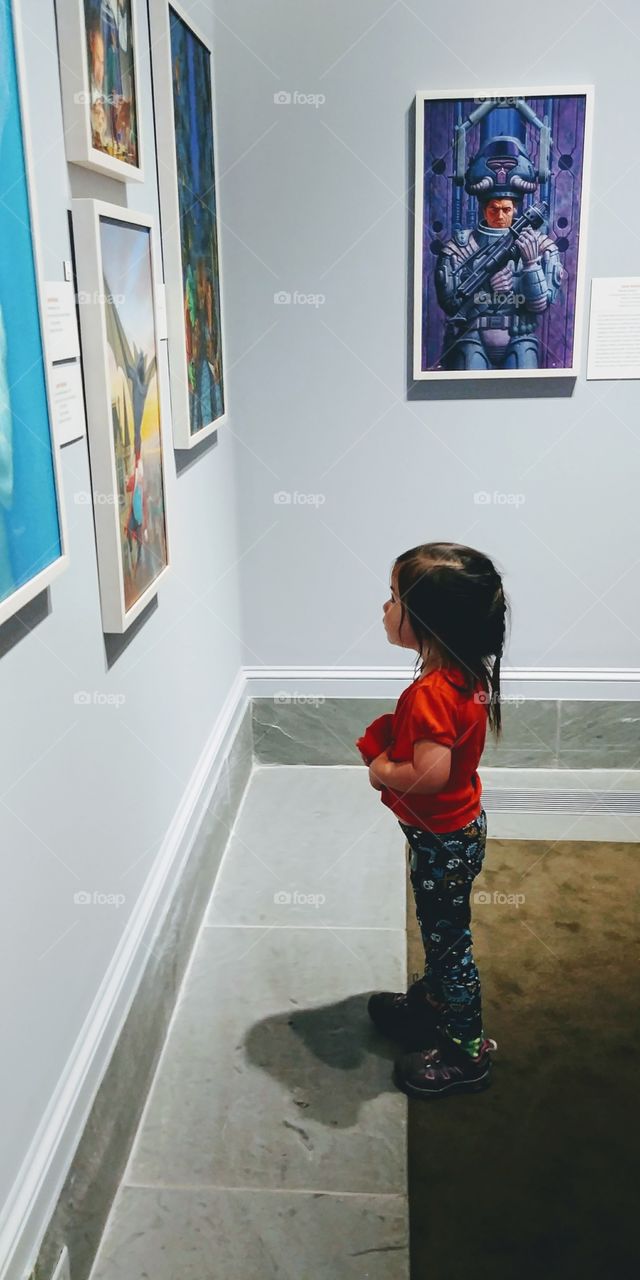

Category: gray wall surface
[0, 0, 244, 1228]
[213, 0, 639, 670]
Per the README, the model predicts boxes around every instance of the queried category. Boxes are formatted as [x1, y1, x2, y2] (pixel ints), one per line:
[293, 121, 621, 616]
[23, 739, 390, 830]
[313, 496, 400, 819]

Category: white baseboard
[243, 665, 640, 701]
[0, 670, 248, 1280]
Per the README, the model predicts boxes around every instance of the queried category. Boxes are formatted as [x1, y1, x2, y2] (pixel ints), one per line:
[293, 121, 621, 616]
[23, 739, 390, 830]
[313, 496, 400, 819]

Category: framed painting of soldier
[56, 0, 144, 182]
[413, 85, 594, 380]
[71, 200, 170, 632]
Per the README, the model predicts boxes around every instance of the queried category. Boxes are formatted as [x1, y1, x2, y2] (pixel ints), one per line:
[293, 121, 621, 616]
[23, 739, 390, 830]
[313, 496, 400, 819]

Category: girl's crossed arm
[368, 740, 451, 797]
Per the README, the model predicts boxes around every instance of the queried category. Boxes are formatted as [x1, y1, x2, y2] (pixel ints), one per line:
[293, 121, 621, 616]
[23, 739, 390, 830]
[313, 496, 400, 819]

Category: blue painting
[169, 7, 224, 434]
[0, 0, 63, 619]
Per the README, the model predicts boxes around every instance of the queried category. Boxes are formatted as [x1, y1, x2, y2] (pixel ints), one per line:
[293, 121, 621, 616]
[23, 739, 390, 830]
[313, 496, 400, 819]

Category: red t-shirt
[379, 666, 488, 833]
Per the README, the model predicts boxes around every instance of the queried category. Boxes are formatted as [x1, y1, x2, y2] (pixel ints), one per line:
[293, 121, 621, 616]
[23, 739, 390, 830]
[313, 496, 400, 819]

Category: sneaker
[367, 980, 446, 1048]
[393, 1030, 498, 1099]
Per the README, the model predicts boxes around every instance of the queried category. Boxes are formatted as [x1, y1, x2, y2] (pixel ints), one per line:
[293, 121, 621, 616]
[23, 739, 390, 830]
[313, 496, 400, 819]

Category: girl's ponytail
[484, 579, 507, 738]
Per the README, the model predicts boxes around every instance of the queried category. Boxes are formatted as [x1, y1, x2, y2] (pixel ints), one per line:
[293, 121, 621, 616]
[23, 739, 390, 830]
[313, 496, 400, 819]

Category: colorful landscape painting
[100, 216, 167, 612]
[169, 6, 224, 434]
[84, 0, 139, 168]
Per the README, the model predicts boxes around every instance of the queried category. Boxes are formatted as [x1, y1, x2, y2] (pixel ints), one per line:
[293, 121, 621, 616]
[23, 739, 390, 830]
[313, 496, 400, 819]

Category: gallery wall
[213, 0, 640, 676]
[1, 0, 639, 1269]
[0, 0, 244, 1230]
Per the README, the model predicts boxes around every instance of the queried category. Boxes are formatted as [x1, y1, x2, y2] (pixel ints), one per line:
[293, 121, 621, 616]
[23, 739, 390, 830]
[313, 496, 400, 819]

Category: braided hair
[394, 542, 510, 738]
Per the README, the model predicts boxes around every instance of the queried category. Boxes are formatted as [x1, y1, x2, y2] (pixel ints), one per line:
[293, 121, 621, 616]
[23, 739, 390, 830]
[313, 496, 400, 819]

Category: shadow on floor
[406, 837, 640, 1280]
[244, 993, 402, 1130]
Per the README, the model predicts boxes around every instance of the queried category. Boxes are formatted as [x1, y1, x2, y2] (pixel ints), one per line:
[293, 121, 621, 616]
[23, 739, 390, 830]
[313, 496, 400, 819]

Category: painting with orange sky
[100, 215, 167, 612]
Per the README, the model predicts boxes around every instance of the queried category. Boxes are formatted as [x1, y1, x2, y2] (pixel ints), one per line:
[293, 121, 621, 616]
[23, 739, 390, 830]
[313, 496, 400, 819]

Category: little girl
[356, 541, 509, 1100]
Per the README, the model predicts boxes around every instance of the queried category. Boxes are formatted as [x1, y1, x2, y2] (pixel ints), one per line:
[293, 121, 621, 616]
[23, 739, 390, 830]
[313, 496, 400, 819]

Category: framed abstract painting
[413, 85, 594, 380]
[0, 0, 68, 628]
[71, 199, 170, 632]
[56, 0, 144, 182]
[149, 0, 226, 447]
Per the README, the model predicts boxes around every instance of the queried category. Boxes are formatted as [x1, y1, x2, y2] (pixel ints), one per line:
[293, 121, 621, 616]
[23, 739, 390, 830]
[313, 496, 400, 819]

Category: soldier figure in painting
[434, 117, 566, 370]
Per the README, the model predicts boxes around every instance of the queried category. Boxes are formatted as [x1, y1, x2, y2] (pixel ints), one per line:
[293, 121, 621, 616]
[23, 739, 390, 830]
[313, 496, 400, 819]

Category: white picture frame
[71, 198, 171, 632]
[0, 0, 69, 629]
[148, 0, 226, 447]
[56, 0, 145, 183]
[413, 84, 594, 381]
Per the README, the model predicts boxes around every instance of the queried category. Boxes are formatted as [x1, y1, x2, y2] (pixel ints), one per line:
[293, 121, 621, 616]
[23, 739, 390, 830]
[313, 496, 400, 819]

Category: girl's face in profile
[383, 566, 419, 651]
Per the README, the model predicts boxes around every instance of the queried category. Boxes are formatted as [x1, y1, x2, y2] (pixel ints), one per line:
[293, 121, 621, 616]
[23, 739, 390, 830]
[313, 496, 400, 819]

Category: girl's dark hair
[394, 542, 510, 738]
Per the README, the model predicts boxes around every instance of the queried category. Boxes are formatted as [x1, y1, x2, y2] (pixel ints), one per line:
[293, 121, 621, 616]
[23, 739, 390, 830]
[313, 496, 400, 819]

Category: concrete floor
[88, 765, 640, 1278]
[89, 767, 411, 1280]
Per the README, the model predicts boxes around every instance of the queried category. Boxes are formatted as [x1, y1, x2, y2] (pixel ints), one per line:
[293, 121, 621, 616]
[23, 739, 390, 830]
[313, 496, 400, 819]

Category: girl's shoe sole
[392, 1062, 492, 1099]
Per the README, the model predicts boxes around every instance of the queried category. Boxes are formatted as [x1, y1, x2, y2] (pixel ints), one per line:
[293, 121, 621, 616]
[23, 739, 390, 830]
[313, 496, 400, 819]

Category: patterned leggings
[399, 809, 487, 1042]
